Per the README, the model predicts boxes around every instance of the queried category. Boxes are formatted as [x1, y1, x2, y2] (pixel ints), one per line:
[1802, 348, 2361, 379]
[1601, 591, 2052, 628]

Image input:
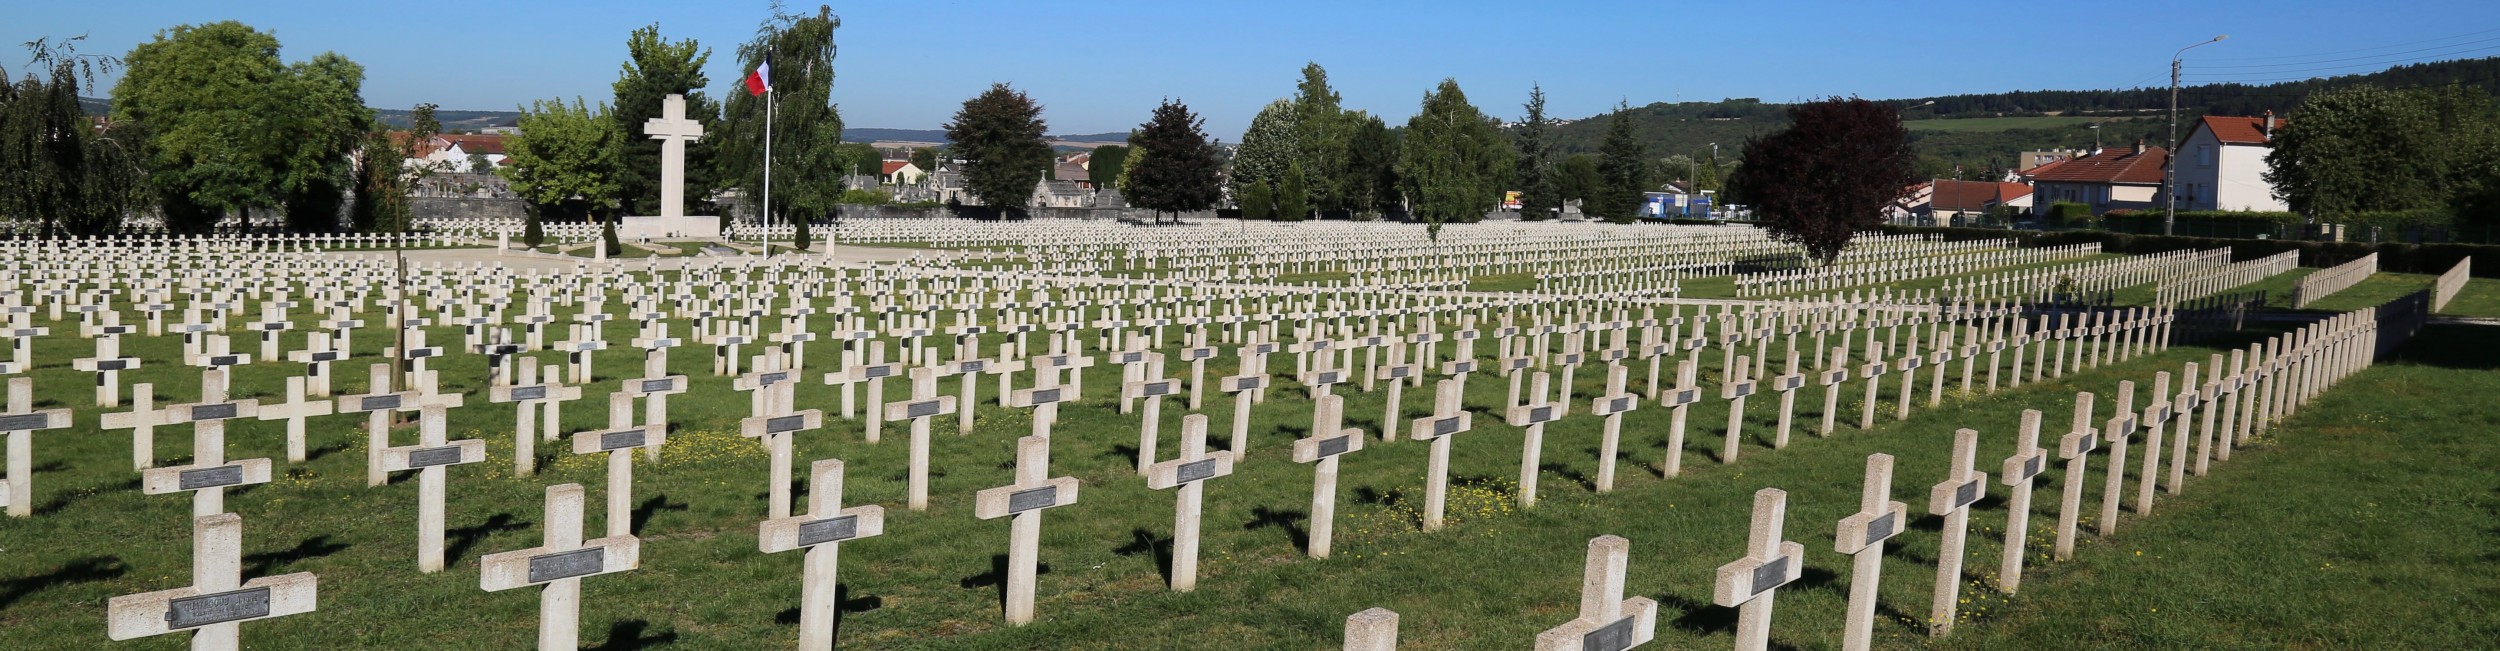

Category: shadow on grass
[584, 619, 677, 650]
[1244, 506, 1310, 552]
[774, 584, 884, 642]
[36, 476, 135, 515]
[1112, 528, 1174, 586]
[244, 535, 348, 575]
[2387, 323, 2500, 370]
[0, 556, 125, 609]
[631, 494, 689, 532]
[959, 554, 1053, 612]
[446, 513, 530, 563]
[1653, 591, 1737, 638]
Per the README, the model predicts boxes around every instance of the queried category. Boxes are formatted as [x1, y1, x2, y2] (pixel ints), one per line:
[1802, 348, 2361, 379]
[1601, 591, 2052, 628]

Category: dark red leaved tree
[1725, 98, 1917, 264]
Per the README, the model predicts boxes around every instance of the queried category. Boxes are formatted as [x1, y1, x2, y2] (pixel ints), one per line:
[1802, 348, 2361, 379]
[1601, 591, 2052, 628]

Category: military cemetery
[6, 3, 2500, 650]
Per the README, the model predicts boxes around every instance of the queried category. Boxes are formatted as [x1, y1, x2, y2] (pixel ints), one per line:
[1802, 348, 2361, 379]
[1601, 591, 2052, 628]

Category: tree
[1238, 179, 1274, 221]
[1400, 77, 1510, 237]
[350, 128, 408, 232]
[1590, 102, 1648, 223]
[909, 146, 937, 172]
[499, 98, 624, 225]
[943, 83, 1051, 216]
[1088, 144, 1128, 193]
[1231, 99, 1300, 202]
[115, 21, 371, 233]
[1398, 79, 1513, 239]
[0, 36, 148, 236]
[792, 205, 813, 251]
[611, 24, 723, 218]
[720, 5, 846, 232]
[1514, 84, 1559, 221]
[522, 203, 545, 248]
[274, 52, 369, 232]
[1276, 162, 1311, 221]
[835, 142, 882, 176]
[1726, 97, 1917, 264]
[2266, 85, 2497, 222]
[1557, 154, 1602, 207]
[1292, 63, 1351, 217]
[1123, 99, 1222, 223]
[1345, 113, 1399, 218]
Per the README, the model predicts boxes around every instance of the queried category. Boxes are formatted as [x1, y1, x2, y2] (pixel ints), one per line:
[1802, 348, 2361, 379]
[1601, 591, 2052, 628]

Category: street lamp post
[2167, 35, 2228, 237]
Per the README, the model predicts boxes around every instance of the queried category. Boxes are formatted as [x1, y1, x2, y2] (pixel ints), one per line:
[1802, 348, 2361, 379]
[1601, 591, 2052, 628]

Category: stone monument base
[618, 215, 719, 240]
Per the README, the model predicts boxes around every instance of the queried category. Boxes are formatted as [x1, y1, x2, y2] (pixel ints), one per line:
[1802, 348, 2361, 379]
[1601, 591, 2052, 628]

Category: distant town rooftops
[2026, 142, 2167, 185]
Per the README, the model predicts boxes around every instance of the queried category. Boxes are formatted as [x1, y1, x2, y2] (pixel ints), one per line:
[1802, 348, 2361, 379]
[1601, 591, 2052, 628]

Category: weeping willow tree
[718, 3, 846, 240]
[0, 36, 150, 236]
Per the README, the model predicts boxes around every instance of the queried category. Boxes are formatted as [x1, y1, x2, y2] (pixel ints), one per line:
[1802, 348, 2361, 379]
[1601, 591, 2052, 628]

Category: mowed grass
[1937, 323, 2500, 649]
[2434, 277, 2500, 318]
[3, 278, 2440, 648]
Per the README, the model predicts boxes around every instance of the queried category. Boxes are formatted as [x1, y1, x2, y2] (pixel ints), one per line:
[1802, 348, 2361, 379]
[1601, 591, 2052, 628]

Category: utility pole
[2168, 35, 2228, 237]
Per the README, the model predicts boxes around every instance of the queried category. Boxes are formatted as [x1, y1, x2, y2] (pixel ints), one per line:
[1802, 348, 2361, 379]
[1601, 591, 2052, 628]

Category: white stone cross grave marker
[160, 366, 261, 517]
[103, 383, 176, 470]
[106, 513, 318, 649]
[1293, 394, 1365, 559]
[1833, 454, 1907, 651]
[378, 404, 487, 572]
[255, 376, 333, 463]
[2099, 382, 2139, 536]
[1588, 364, 1640, 492]
[972, 434, 1081, 626]
[1927, 427, 1989, 637]
[2053, 392, 2099, 560]
[1533, 535, 1659, 651]
[759, 459, 886, 649]
[1713, 487, 1805, 651]
[1660, 359, 1701, 478]
[479, 483, 641, 651]
[490, 365, 581, 477]
[1997, 409, 2046, 593]
[573, 394, 667, 538]
[1721, 355, 1758, 464]
[1144, 414, 1234, 592]
[1, 378, 74, 517]
[1408, 379, 1474, 531]
[1506, 372, 1564, 508]
[884, 367, 959, 510]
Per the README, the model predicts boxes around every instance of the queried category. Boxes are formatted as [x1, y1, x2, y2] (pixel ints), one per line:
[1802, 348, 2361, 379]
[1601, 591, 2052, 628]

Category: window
[2199, 145, 2216, 167]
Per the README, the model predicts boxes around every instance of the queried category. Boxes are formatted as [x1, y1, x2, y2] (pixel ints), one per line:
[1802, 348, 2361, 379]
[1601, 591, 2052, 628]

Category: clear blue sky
[12, 0, 2500, 138]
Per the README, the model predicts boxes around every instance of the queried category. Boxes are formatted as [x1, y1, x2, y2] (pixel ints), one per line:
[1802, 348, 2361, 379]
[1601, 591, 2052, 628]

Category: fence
[2292, 252, 2377, 309]
[2433, 256, 2473, 312]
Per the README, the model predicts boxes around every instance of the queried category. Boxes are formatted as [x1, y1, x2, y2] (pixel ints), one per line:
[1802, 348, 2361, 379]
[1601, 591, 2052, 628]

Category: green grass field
[0, 274, 2490, 648]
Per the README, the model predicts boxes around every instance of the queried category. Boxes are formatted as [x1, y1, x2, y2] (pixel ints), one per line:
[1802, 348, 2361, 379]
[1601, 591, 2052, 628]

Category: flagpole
[764, 76, 773, 258]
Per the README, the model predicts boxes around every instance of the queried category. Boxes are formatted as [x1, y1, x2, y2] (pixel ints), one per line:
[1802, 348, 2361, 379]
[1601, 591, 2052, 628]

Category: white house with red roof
[2174, 112, 2289, 212]
[879, 160, 925, 186]
[2026, 141, 2168, 217]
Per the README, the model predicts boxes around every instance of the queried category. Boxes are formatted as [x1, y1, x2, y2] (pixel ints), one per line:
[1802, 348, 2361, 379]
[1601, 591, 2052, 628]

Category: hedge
[1876, 224, 2500, 278]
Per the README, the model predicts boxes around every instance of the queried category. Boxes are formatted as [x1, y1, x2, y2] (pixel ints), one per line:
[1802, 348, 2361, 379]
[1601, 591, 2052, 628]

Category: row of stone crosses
[1334, 308, 2380, 651]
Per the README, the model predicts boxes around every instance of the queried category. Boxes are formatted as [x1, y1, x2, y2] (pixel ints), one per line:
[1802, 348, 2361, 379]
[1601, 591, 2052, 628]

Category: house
[2173, 112, 2289, 212]
[396, 132, 510, 173]
[1887, 182, 1934, 223]
[1032, 179, 1092, 209]
[879, 160, 925, 186]
[1926, 179, 2034, 225]
[2027, 141, 2167, 217]
[1052, 155, 1092, 190]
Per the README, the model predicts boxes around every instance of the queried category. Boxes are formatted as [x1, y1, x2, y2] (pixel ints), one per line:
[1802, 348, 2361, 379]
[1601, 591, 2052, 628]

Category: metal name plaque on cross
[1007, 486, 1059, 514]
[1866, 512, 1898, 546]
[178, 465, 246, 490]
[1954, 480, 1981, 509]
[1750, 555, 1792, 596]
[408, 446, 466, 468]
[1139, 381, 1176, 397]
[641, 378, 676, 393]
[97, 359, 130, 371]
[1316, 434, 1353, 458]
[527, 548, 606, 584]
[1027, 388, 1062, 405]
[758, 372, 790, 386]
[191, 403, 240, 421]
[906, 400, 944, 419]
[362, 394, 403, 411]
[958, 360, 986, 373]
[1609, 396, 1635, 414]
[509, 386, 548, 401]
[1583, 616, 1637, 651]
[601, 430, 647, 451]
[0, 413, 52, 431]
[1434, 417, 1465, 437]
[766, 415, 808, 434]
[1175, 459, 1221, 484]
[166, 586, 272, 630]
[796, 515, 860, 547]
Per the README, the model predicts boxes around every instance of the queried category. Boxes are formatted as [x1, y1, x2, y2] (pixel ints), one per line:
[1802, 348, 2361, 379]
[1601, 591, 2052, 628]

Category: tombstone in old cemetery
[1927, 428, 1989, 637]
[974, 434, 1081, 625]
[1588, 364, 1640, 492]
[1295, 394, 1365, 558]
[106, 513, 319, 649]
[1, 378, 73, 517]
[1344, 607, 1401, 651]
[1998, 409, 2047, 592]
[103, 382, 176, 470]
[2100, 382, 2139, 536]
[492, 364, 582, 477]
[1409, 379, 1475, 530]
[758, 459, 886, 649]
[1145, 414, 1234, 592]
[575, 394, 668, 538]
[158, 365, 262, 517]
[480, 484, 642, 651]
[884, 367, 956, 510]
[1834, 454, 1907, 651]
[376, 404, 487, 572]
[1534, 535, 1659, 651]
[1714, 488, 1804, 651]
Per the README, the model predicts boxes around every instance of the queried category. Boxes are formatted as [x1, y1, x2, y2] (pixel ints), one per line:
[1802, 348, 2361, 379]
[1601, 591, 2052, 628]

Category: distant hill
[1544, 56, 2500, 175]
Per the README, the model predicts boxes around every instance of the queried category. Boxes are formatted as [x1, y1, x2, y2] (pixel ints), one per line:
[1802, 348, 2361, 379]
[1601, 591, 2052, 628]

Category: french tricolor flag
[744, 56, 771, 96]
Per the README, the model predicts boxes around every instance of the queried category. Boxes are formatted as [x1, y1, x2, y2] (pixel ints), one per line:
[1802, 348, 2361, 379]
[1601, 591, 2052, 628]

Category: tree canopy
[499, 98, 623, 222]
[1122, 100, 1221, 222]
[943, 83, 1051, 215]
[0, 37, 149, 236]
[1590, 101, 1647, 223]
[113, 21, 373, 232]
[2266, 84, 2498, 222]
[1231, 99, 1300, 206]
[1726, 97, 1916, 264]
[1514, 85, 1559, 221]
[1398, 79, 1511, 239]
[611, 24, 723, 217]
[719, 4, 845, 225]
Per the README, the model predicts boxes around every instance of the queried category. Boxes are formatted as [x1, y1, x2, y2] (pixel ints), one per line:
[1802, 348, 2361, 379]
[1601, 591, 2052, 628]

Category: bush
[2047, 201, 2093, 227]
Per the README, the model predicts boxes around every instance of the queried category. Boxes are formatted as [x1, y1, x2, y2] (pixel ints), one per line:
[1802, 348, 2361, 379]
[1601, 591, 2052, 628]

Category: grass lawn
[0, 282, 2480, 648]
[2434, 277, 2500, 318]
[2285, 272, 2436, 313]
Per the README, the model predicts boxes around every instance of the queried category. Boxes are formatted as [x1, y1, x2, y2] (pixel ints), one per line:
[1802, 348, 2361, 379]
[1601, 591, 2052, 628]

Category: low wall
[411, 197, 526, 223]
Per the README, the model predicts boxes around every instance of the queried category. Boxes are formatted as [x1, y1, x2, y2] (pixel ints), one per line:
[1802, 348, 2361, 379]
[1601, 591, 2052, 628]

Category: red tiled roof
[1930, 180, 2034, 211]
[437, 134, 506, 155]
[2027, 146, 2167, 185]
[882, 161, 913, 175]
[2199, 115, 2283, 145]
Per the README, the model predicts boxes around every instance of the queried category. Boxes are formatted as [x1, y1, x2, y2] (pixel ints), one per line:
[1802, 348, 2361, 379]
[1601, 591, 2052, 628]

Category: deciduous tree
[1231, 99, 1299, 203]
[0, 36, 148, 236]
[1398, 79, 1512, 239]
[720, 5, 846, 228]
[943, 83, 1051, 216]
[1726, 97, 1916, 264]
[499, 98, 623, 226]
[611, 24, 722, 217]
[1123, 100, 1221, 223]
